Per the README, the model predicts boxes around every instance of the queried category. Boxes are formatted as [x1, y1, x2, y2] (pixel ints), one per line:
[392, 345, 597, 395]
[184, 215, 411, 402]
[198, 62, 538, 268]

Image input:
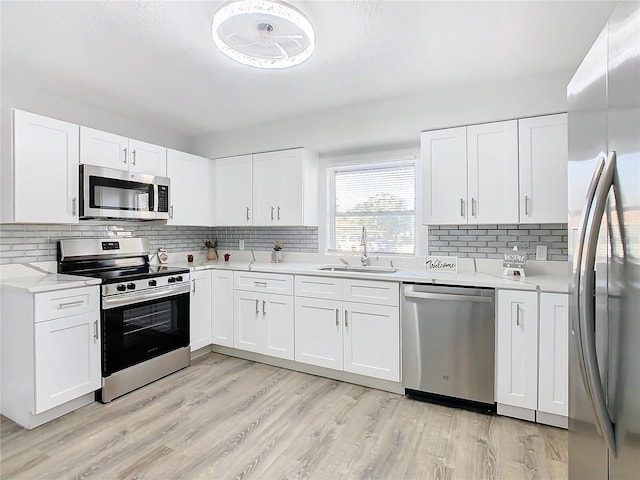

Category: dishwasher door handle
[403, 291, 492, 303]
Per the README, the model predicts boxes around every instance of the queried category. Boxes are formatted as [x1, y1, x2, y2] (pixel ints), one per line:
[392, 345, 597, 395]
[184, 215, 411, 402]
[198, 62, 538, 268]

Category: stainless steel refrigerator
[567, 2, 639, 479]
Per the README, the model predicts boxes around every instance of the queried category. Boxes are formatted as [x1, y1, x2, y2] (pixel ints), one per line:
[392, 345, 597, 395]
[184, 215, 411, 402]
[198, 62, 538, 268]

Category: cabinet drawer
[295, 275, 343, 300]
[35, 286, 99, 322]
[234, 271, 293, 295]
[343, 279, 399, 306]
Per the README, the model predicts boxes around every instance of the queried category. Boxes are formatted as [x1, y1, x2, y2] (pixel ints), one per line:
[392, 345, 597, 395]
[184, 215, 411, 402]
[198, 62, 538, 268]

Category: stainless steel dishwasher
[402, 283, 495, 410]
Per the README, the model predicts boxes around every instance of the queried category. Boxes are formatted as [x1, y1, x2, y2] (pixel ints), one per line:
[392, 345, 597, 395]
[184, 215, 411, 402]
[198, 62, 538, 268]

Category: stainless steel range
[58, 237, 191, 403]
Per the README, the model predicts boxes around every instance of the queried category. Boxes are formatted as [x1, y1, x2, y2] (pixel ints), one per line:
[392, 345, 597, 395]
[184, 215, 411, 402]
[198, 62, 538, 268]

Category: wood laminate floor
[1, 353, 567, 480]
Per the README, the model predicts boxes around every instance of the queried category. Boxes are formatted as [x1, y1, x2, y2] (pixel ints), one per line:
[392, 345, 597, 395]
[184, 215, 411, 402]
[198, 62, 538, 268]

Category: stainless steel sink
[314, 264, 397, 274]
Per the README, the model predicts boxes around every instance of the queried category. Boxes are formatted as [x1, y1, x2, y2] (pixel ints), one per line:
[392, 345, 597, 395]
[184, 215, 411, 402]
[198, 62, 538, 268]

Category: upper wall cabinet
[7, 109, 80, 224]
[166, 149, 213, 226]
[215, 148, 318, 227]
[518, 114, 568, 223]
[422, 120, 519, 225]
[80, 126, 167, 177]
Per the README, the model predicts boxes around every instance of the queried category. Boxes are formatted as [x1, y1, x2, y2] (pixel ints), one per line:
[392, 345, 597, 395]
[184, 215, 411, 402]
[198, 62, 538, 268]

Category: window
[327, 159, 416, 255]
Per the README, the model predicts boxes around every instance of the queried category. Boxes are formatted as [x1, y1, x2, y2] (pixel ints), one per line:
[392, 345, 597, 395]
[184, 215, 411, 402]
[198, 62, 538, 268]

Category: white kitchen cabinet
[421, 120, 518, 225]
[343, 301, 400, 382]
[8, 109, 80, 224]
[295, 296, 343, 369]
[294, 275, 400, 382]
[233, 272, 294, 360]
[80, 126, 167, 176]
[466, 120, 519, 224]
[167, 149, 213, 226]
[421, 127, 468, 225]
[214, 154, 253, 226]
[518, 114, 568, 223]
[190, 270, 212, 351]
[538, 293, 569, 420]
[214, 148, 318, 226]
[211, 270, 234, 347]
[1, 285, 101, 429]
[496, 289, 539, 418]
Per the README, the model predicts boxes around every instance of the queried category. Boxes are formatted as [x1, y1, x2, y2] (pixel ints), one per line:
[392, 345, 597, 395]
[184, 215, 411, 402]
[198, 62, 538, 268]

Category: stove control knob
[117, 284, 126, 292]
[168, 277, 176, 283]
[127, 283, 136, 290]
[148, 279, 157, 287]
[175, 276, 183, 282]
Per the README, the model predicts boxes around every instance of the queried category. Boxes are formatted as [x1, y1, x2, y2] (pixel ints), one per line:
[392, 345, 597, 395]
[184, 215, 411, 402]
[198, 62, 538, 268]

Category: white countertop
[162, 252, 569, 294]
[0, 263, 101, 293]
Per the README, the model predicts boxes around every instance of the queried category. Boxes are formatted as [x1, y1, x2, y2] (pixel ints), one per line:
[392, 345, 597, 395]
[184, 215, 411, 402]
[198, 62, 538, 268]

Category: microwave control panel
[157, 185, 169, 213]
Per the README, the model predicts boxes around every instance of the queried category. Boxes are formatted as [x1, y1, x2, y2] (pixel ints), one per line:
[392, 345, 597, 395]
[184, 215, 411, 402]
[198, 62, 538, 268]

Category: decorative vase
[271, 251, 283, 263]
[207, 249, 218, 261]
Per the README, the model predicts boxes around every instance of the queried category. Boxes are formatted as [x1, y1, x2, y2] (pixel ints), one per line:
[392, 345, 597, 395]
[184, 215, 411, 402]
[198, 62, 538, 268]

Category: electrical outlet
[239, 239, 245, 251]
[536, 245, 548, 261]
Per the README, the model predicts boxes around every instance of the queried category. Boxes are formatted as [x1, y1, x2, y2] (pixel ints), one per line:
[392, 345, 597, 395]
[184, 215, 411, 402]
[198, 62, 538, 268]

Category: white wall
[189, 68, 573, 159]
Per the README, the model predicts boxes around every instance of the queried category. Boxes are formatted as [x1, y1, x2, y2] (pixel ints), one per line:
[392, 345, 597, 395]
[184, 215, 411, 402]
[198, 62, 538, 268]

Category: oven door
[80, 164, 158, 220]
[101, 285, 190, 376]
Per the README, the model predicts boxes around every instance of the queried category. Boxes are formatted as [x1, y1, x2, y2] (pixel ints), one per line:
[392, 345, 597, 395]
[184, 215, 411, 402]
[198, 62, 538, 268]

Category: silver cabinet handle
[131, 149, 136, 166]
[271, 206, 275, 221]
[246, 207, 250, 221]
[460, 198, 464, 217]
[262, 300, 266, 315]
[572, 152, 617, 455]
[254, 281, 267, 287]
[516, 304, 520, 326]
[471, 198, 476, 217]
[71, 197, 77, 216]
[192, 279, 196, 294]
[169, 205, 174, 219]
[524, 195, 530, 215]
[255, 299, 259, 314]
[58, 300, 84, 309]
[123, 147, 128, 164]
[335, 308, 339, 327]
[344, 309, 348, 328]
[93, 320, 99, 341]
[277, 206, 281, 221]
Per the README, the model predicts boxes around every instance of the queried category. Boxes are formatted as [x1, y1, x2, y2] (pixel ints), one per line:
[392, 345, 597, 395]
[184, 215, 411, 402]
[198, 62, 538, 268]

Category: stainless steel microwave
[80, 164, 170, 220]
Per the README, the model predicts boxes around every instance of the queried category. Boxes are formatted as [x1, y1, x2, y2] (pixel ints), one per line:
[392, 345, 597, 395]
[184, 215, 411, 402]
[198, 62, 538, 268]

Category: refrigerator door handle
[574, 151, 617, 456]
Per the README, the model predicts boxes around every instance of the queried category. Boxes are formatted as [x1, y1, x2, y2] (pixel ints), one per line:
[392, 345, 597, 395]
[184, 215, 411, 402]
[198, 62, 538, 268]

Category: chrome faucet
[360, 226, 369, 267]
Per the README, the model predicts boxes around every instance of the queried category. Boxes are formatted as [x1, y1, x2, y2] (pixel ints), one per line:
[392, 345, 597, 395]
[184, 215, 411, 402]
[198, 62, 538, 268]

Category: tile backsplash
[0, 223, 319, 265]
[427, 223, 568, 261]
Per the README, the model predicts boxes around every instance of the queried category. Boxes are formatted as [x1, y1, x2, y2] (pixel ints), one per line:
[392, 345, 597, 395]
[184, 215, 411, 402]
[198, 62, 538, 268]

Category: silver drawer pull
[254, 281, 267, 287]
[58, 300, 84, 308]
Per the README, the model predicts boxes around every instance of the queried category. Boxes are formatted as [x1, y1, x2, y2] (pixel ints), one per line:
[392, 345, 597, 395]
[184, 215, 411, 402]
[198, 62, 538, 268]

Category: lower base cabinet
[211, 270, 234, 347]
[294, 276, 400, 382]
[190, 270, 212, 351]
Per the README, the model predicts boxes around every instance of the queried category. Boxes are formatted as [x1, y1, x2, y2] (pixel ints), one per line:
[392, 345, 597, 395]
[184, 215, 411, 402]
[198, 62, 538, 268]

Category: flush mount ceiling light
[212, 0, 315, 69]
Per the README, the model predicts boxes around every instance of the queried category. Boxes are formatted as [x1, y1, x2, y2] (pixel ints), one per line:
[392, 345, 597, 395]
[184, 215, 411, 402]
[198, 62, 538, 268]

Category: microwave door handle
[150, 184, 155, 212]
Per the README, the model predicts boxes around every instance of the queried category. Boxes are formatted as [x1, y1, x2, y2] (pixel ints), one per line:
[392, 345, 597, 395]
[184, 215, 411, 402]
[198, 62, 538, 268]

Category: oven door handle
[102, 284, 190, 310]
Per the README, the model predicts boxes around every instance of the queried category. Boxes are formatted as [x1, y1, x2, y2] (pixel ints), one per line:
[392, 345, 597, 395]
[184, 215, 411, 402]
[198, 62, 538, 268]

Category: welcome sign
[424, 255, 458, 272]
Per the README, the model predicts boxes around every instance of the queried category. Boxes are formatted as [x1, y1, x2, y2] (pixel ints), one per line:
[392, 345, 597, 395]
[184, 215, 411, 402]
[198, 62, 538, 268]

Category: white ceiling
[1, 1, 616, 138]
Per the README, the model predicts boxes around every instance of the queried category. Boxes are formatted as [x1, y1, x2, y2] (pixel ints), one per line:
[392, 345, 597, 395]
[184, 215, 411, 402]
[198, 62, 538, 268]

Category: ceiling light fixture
[212, 0, 315, 69]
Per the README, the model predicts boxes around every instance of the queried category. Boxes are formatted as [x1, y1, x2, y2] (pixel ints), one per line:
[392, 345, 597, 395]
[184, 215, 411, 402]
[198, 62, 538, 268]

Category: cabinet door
[263, 293, 294, 360]
[538, 293, 568, 417]
[190, 270, 212, 351]
[128, 138, 167, 176]
[421, 127, 468, 225]
[80, 126, 128, 169]
[496, 290, 538, 410]
[343, 302, 400, 381]
[215, 155, 253, 226]
[13, 110, 80, 223]
[34, 312, 101, 413]
[233, 290, 262, 354]
[212, 270, 234, 347]
[295, 297, 343, 369]
[467, 120, 519, 224]
[167, 149, 211, 226]
[253, 149, 305, 226]
[518, 114, 568, 223]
